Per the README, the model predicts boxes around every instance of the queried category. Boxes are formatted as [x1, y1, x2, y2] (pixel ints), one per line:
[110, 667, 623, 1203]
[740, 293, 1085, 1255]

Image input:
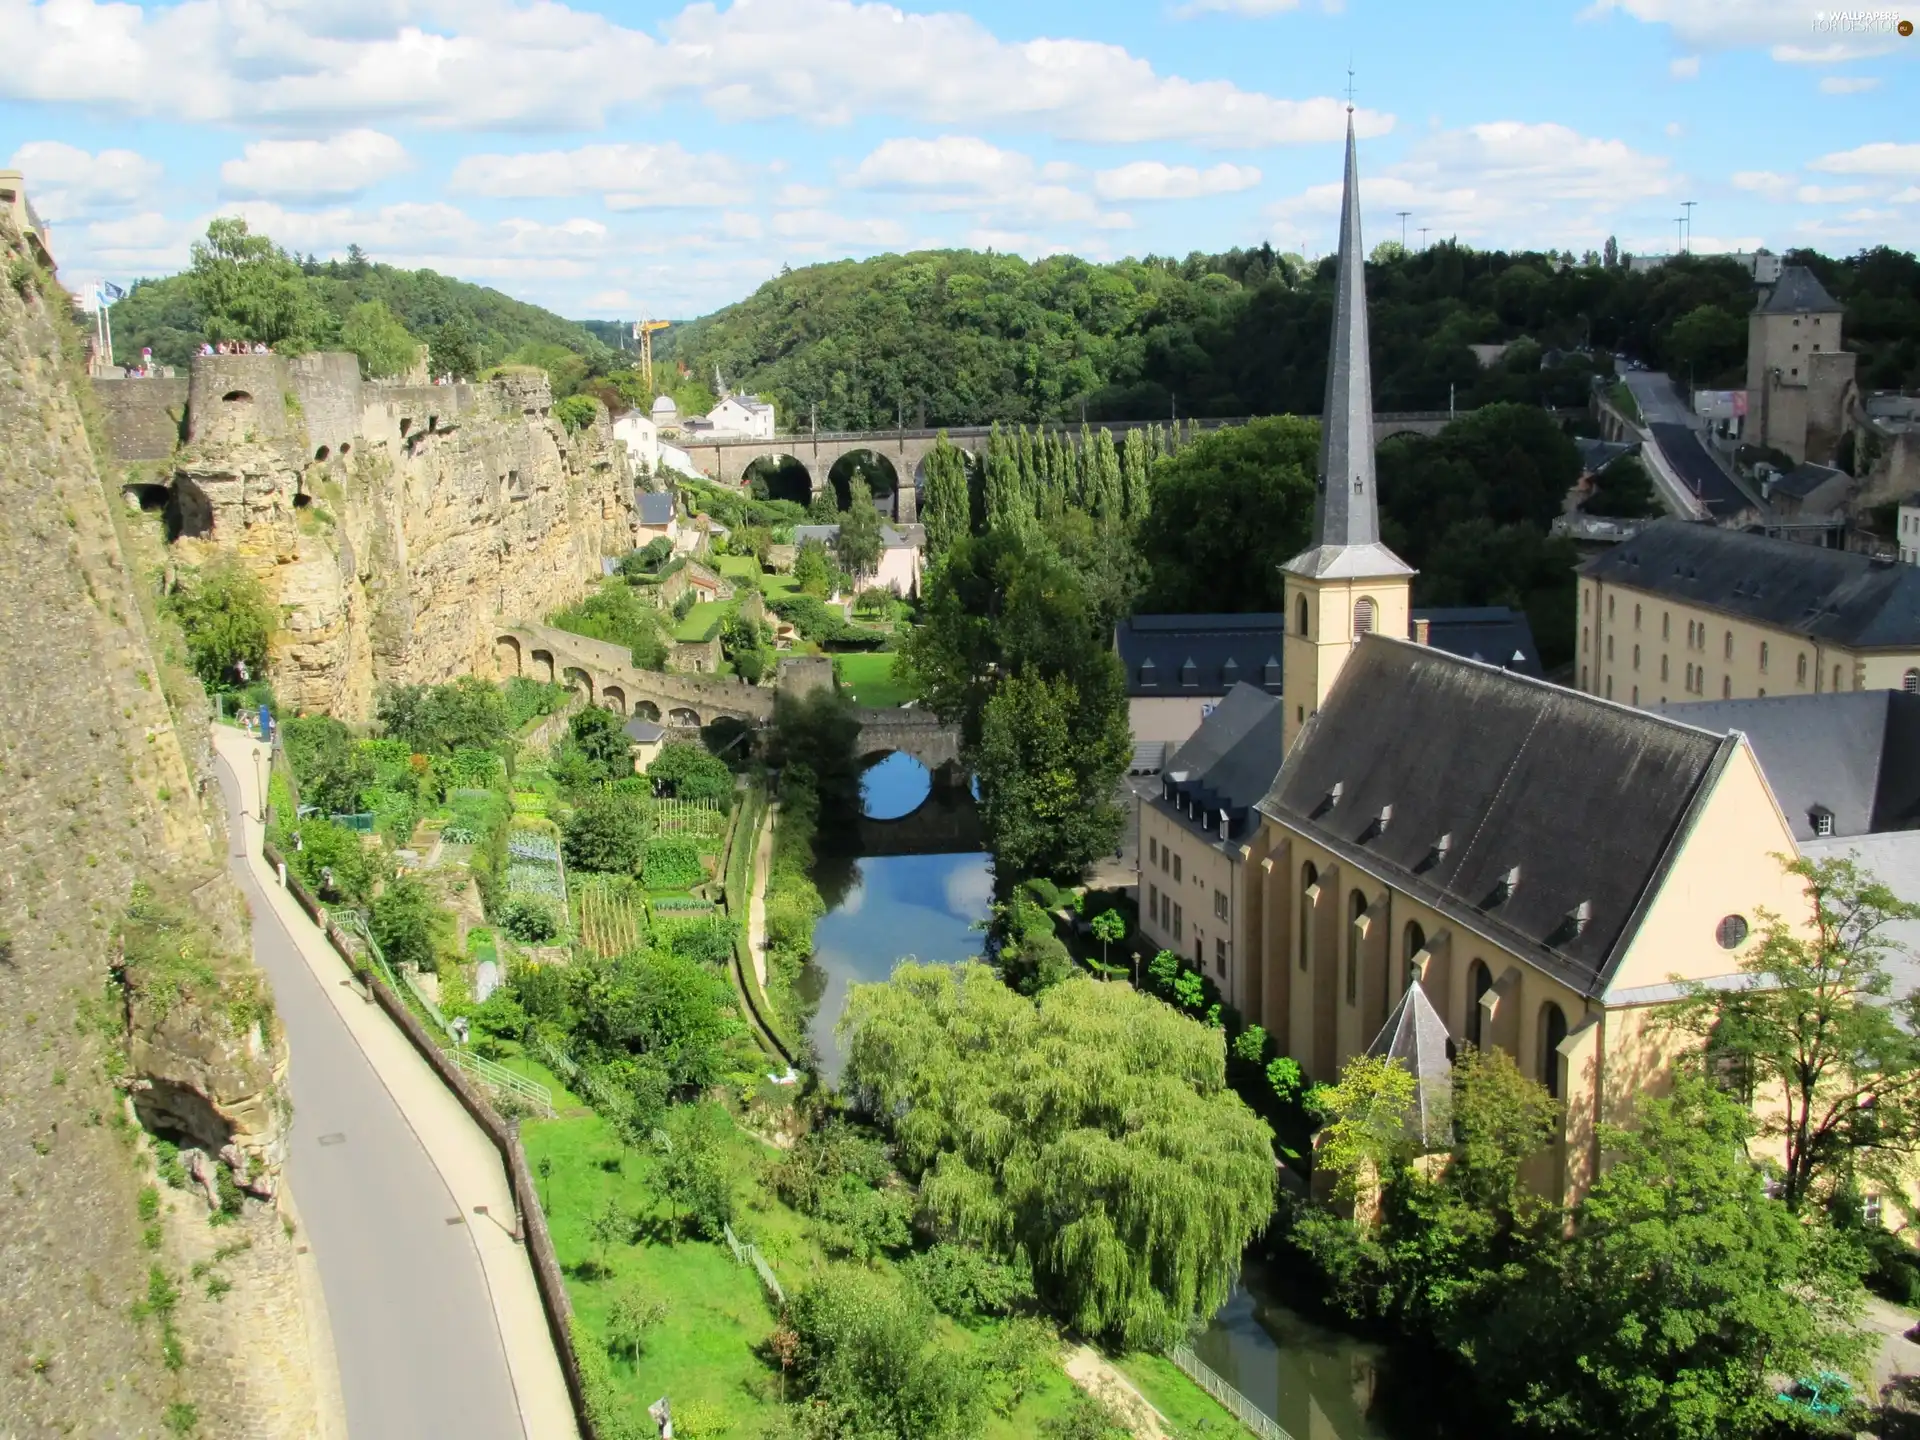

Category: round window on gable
[1716, 914, 1750, 950]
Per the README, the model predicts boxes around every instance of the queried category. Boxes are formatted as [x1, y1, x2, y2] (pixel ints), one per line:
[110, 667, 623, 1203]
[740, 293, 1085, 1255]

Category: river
[797, 751, 1399, 1440]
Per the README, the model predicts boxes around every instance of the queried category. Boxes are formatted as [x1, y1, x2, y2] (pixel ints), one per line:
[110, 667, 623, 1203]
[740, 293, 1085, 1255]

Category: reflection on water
[795, 851, 992, 1083]
[1195, 1259, 1392, 1440]
[860, 750, 933, 820]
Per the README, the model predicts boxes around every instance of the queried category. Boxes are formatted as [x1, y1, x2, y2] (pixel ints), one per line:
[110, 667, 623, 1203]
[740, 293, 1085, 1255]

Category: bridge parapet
[496, 623, 775, 725]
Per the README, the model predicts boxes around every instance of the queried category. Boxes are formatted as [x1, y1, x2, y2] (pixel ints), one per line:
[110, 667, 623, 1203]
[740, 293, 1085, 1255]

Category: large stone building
[1221, 112, 1826, 1205]
[1743, 265, 1857, 466]
[1575, 519, 1920, 705]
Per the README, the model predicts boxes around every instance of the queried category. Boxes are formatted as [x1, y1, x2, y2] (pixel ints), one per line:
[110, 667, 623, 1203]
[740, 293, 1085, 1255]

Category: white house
[613, 413, 660, 476]
[686, 393, 777, 439]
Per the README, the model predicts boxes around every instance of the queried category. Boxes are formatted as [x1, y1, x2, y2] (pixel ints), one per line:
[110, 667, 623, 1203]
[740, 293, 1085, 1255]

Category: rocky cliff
[126, 354, 632, 719]
[0, 216, 309, 1435]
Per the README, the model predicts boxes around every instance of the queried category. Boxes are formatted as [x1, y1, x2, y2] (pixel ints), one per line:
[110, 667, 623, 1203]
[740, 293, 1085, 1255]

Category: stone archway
[496, 634, 523, 678]
[667, 706, 701, 727]
[529, 648, 555, 683]
[632, 700, 661, 722]
[600, 685, 627, 716]
[563, 666, 595, 703]
[744, 454, 815, 507]
[829, 449, 901, 518]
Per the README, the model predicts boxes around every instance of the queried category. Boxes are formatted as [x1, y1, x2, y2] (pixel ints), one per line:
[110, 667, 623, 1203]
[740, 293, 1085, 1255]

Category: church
[1218, 114, 1816, 1204]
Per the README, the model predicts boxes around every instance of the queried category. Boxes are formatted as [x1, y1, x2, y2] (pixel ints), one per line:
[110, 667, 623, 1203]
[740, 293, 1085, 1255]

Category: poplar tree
[1090, 427, 1123, 521]
[1120, 426, 1154, 526]
[920, 432, 970, 559]
[1016, 425, 1038, 514]
[983, 423, 1027, 532]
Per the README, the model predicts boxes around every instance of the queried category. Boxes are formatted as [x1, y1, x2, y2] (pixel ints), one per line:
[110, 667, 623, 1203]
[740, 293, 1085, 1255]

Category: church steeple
[1279, 106, 1415, 753]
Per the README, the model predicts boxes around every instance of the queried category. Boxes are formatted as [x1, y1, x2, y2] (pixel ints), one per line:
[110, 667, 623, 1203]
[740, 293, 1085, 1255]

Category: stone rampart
[187, 353, 298, 449]
[287, 351, 362, 460]
[92, 375, 189, 459]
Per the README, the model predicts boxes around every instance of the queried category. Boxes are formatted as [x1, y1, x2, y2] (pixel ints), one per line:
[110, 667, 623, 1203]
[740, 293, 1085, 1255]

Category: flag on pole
[101, 281, 126, 301]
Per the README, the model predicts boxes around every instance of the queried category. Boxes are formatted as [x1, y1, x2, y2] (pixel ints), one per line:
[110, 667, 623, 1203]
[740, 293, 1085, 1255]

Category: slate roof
[1259, 637, 1737, 999]
[1580, 518, 1920, 649]
[1575, 437, 1638, 476]
[1800, 833, 1920, 1002]
[792, 523, 918, 550]
[1116, 614, 1287, 699]
[624, 717, 665, 744]
[1415, 607, 1543, 679]
[1160, 684, 1288, 843]
[1654, 691, 1920, 840]
[1367, 983, 1455, 1150]
[636, 492, 676, 526]
[1771, 462, 1850, 503]
[1756, 265, 1843, 315]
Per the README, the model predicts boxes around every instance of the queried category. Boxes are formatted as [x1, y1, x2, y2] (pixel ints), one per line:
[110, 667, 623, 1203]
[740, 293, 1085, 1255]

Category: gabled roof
[792, 522, 919, 550]
[1580, 517, 1920, 649]
[1655, 691, 1920, 840]
[1259, 637, 1736, 999]
[1116, 614, 1287, 699]
[624, 717, 665, 744]
[1415, 606, 1543, 680]
[636, 492, 676, 525]
[1772, 462, 1850, 502]
[1367, 982, 1455, 1150]
[1161, 683, 1287, 823]
[1756, 265, 1843, 316]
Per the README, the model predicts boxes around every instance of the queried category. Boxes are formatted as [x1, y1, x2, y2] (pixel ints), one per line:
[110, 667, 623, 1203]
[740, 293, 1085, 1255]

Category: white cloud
[1811, 142, 1920, 176]
[769, 209, 908, 253]
[221, 130, 409, 198]
[1893, 187, 1920, 204]
[1669, 55, 1699, 78]
[1581, 0, 1904, 61]
[0, 0, 1390, 148]
[1171, 0, 1302, 16]
[1266, 120, 1675, 251]
[1795, 183, 1872, 203]
[776, 183, 830, 206]
[1818, 74, 1881, 92]
[1732, 169, 1795, 199]
[7, 140, 162, 222]
[1664, 121, 1684, 137]
[848, 136, 1033, 195]
[719, 212, 763, 240]
[451, 142, 745, 208]
[1093, 161, 1261, 200]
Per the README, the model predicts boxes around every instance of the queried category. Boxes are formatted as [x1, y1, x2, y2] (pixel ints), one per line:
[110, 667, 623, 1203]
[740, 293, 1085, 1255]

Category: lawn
[713, 554, 763, 585]
[674, 600, 728, 643]
[833, 650, 913, 707]
[520, 1107, 1147, 1439]
[1115, 1350, 1245, 1437]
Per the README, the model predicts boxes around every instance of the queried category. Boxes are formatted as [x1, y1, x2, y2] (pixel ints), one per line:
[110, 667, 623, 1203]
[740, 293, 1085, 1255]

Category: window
[1906, 669, 1920, 694]
[1723, 630, 1733, 661]
[1813, 809, 1835, 838]
[1632, 643, 1640, 670]
[1540, 1003, 1568, 1099]
[1581, 625, 1588, 654]
[1295, 594, 1309, 635]
[1834, 665, 1843, 690]
[1607, 594, 1615, 620]
[1605, 675, 1613, 699]
[1798, 654, 1808, 686]
[1716, 914, 1750, 949]
[1403, 921, 1426, 990]
[1148, 885, 1159, 925]
[1346, 890, 1367, 1005]
[1173, 854, 1182, 883]
[1580, 664, 1588, 689]
[1299, 862, 1317, 972]
[1353, 596, 1376, 637]
[1214, 890, 1229, 921]
[1660, 655, 1669, 681]
[1215, 938, 1229, 977]
[1634, 603, 1642, 630]
[1723, 675, 1732, 698]
[1173, 903, 1183, 941]
[1632, 685, 1639, 704]
[1160, 843, 1170, 873]
[1467, 961, 1493, 1049]
[1149, 837, 1158, 866]
[1606, 635, 1614, 660]
[1760, 641, 1769, 673]
[1662, 612, 1670, 640]
[1865, 1195, 1884, 1229]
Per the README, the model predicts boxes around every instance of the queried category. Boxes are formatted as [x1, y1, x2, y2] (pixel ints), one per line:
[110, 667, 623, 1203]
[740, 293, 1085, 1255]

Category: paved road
[1649, 421, 1758, 521]
[1622, 369, 1697, 428]
[213, 752, 524, 1440]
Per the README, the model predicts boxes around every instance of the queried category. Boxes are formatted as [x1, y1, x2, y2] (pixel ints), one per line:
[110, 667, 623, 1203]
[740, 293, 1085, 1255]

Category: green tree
[376, 677, 511, 755]
[1088, 427, 1123, 520]
[430, 315, 481, 379]
[562, 792, 648, 874]
[842, 963, 1277, 1348]
[552, 394, 600, 433]
[976, 670, 1130, 881]
[720, 608, 773, 683]
[982, 423, 1026, 532]
[1673, 854, 1920, 1212]
[1664, 303, 1747, 383]
[337, 299, 419, 379]
[1481, 1075, 1868, 1440]
[1119, 426, 1153, 525]
[769, 688, 863, 814]
[187, 218, 330, 351]
[920, 433, 970, 557]
[1584, 455, 1660, 519]
[1136, 416, 1318, 613]
[284, 817, 372, 905]
[584, 954, 738, 1094]
[647, 741, 735, 805]
[1089, 909, 1125, 970]
[162, 557, 276, 690]
[835, 477, 885, 578]
[548, 578, 670, 671]
[1307, 1053, 1419, 1224]
[281, 715, 373, 816]
[370, 874, 441, 972]
[603, 1281, 667, 1362]
[793, 538, 836, 597]
[560, 705, 634, 787]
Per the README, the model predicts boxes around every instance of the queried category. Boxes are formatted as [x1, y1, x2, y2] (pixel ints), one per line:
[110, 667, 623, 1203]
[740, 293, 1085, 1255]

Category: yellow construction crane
[633, 317, 671, 396]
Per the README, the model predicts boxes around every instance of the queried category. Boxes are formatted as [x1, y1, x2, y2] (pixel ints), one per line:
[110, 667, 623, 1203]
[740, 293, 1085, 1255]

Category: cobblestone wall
[92, 374, 189, 459]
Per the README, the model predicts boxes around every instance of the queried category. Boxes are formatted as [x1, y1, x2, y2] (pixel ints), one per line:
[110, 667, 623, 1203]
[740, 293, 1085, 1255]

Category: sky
[1, 0, 1914, 322]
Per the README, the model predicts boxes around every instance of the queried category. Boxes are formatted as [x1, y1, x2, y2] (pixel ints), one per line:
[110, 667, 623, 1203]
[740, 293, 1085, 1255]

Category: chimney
[1413, 616, 1431, 646]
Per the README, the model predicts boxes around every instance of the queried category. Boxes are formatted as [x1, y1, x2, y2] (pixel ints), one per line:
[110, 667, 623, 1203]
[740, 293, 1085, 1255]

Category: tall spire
[1284, 111, 1411, 581]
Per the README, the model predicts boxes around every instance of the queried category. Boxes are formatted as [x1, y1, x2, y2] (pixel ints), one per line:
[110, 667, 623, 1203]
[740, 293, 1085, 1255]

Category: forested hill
[658, 243, 1920, 430]
[110, 243, 609, 374]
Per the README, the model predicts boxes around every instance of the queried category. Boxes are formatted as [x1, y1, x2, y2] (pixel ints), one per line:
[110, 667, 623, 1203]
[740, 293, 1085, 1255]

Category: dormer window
[1810, 806, 1834, 838]
[1222, 657, 1240, 687]
[1567, 900, 1593, 937]
[1180, 658, 1198, 688]
[1263, 656, 1282, 688]
[1138, 658, 1157, 689]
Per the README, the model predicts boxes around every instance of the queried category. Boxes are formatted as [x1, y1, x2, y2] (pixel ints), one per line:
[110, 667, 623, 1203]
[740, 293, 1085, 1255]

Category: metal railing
[722, 1221, 785, 1308]
[1165, 1344, 1293, 1440]
[448, 1047, 556, 1118]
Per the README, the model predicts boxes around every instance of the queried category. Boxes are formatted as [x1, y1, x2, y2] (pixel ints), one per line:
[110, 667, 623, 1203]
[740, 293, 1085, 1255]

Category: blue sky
[1, 0, 1913, 320]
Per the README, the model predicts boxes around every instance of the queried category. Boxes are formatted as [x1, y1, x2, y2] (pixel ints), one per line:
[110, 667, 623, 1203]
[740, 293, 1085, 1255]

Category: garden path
[1064, 1345, 1170, 1440]
[747, 800, 778, 988]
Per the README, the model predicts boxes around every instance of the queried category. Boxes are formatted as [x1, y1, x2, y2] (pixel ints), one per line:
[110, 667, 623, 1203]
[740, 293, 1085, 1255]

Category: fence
[722, 1221, 786, 1308]
[1165, 1345, 1293, 1440]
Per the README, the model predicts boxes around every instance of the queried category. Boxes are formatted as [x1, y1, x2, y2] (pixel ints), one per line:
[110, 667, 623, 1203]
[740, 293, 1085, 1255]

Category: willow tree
[921, 433, 970, 556]
[842, 963, 1278, 1349]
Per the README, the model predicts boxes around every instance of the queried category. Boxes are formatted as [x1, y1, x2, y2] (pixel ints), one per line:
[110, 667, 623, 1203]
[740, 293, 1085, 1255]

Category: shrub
[642, 835, 705, 890]
[552, 393, 599, 432]
[649, 741, 734, 806]
[370, 874, 442, 973]
[902, 1243, 1036, 1319]
[789, 1266, 983, 1440]
[162, 557, 275, 691]
[500, 896, 560, 944]
[282, 817, 373, 905]
[562, 792, 647, 874]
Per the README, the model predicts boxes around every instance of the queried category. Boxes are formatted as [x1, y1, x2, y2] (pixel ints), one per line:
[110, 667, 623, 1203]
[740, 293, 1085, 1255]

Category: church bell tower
[1280, 110, 1415, 753]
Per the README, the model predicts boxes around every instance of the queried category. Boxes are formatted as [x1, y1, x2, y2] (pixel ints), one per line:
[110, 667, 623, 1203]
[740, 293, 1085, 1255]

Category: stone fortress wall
[91, 373, 189, 459]
[97, 352, 633, 721]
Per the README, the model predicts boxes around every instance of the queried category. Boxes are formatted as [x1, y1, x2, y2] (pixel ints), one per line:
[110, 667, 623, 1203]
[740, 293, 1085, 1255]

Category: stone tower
[1280, 111, 1415, 753]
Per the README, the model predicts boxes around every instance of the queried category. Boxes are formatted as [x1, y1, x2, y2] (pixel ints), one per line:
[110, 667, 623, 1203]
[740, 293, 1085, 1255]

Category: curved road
[214, 751, 524, 1440]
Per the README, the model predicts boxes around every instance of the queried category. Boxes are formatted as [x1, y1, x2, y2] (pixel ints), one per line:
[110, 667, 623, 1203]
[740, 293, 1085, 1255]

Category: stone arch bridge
[671, 412, 1487, 520]
[495, 623, 962, 765]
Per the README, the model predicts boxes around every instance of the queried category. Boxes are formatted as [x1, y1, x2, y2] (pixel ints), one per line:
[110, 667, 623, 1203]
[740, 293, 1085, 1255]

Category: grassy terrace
[832, 650, 911, 707]
[674, 599, 728, 642]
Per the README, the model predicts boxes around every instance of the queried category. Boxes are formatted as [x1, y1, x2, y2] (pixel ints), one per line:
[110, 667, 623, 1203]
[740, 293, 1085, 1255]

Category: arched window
[1298, 862, 1317, 972]
[1662, 612, 1670, 640]
[1540, 1003, 1568, 1099]
[1295, 594, 1309, 635]
[1403, 921, 1426, 990]
[1353, 596, 1376, 637]
[1607, 594, 1615, 620]
[1346, 889, 1367, 1005]
[1760, 641, 1770, 673]
[1467, 961, 1492, 1049]
[1797, 654, 1808, 686]
[1722, 675, 1732, 699]
[1660, 655, 1669, 681]
[1632, 643, 1640, 671]
[1724, 630, 1734, 661]
[1906, 668, 1920, 695]
[1634, 603, 1642, 630]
